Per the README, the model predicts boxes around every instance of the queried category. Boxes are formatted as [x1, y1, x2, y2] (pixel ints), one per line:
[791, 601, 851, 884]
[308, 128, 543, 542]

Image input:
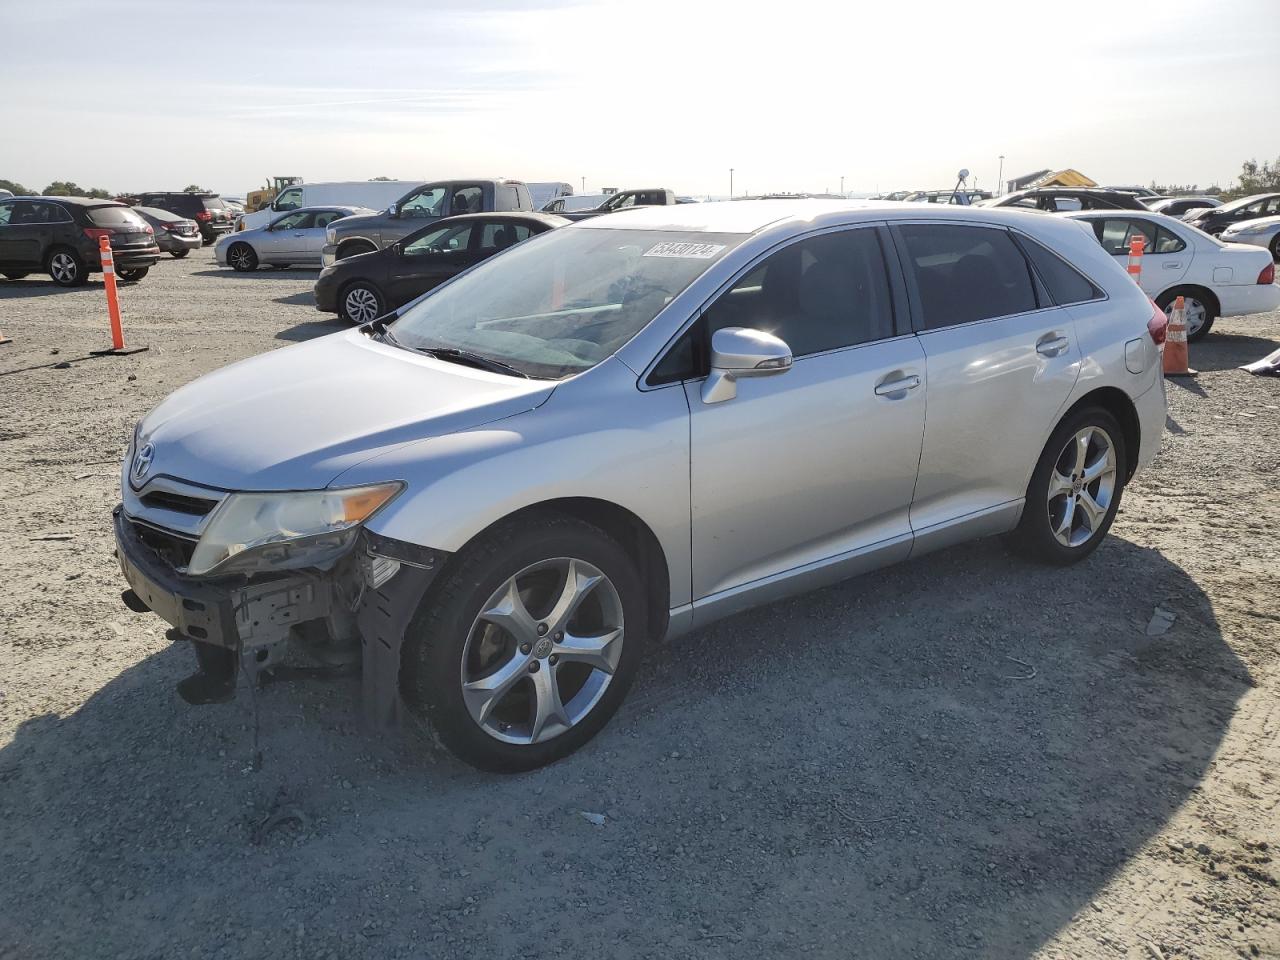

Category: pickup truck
[557, 187, 679, 222]
[321, 179, 533, 264]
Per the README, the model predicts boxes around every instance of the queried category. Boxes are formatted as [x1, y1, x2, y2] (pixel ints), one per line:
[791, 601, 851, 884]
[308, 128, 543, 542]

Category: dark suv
[0, 197, 160, 286]
[134, 192, 234, 243]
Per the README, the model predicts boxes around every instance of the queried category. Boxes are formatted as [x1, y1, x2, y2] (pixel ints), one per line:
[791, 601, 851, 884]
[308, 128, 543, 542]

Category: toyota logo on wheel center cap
[533, 638, 554, 659]
[132, 443, 155, 483]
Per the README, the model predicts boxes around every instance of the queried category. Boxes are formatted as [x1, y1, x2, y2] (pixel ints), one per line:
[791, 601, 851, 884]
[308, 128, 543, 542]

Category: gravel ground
[1, 252, 1278, 960]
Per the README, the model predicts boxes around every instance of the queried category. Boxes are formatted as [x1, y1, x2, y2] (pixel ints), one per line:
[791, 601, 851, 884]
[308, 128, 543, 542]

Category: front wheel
[171, 249, 189, 259]
[2, 272, 30, 281]
[117, 266, 149, 282]
[402, 515, 647, 772]
[1008, 407, 1126, 565]
[227, 243, 258, 272]
[338, 281, 385, 324]
[1270, 235, 1280, 263]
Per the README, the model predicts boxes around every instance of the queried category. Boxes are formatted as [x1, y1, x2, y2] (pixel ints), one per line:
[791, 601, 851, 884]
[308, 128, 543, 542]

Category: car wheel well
[44, 244, 79, 267]
[1062, 387, 1141, 482]
[337, 239, 377, 258]
[437, 498, 671, 641]
[1156, 284, 1219, 319]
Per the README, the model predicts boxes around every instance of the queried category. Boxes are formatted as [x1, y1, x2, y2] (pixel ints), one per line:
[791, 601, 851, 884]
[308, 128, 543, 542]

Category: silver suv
[114, 200, 1167, 771]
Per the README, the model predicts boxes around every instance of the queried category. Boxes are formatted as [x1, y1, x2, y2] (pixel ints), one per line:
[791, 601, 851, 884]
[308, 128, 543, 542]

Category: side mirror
[387, 203, 399, 218]
[701, 327, 792, 404]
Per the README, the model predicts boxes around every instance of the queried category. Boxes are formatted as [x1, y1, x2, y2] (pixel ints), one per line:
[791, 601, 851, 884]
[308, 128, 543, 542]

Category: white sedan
[214, 205, 372, 271]
[1065, 210, 1279, 341]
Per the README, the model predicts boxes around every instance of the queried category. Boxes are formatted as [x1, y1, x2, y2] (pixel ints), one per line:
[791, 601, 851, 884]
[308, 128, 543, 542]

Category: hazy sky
[2, 0, 1276, 198]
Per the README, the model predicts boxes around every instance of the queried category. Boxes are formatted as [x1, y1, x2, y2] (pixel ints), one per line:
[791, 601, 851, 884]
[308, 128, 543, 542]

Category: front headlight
[326, 227, 337, 245]
[187, 482, 403, 576]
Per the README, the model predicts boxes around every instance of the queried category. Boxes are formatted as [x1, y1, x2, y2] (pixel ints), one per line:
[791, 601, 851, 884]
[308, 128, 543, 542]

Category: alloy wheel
[50, 253, 77, 283]
[1164, 297, 1207, 337]
[343, 287, 381, 324]
[1046, 426, 1118, 548]
[229, 246, 254, 270]
[460, 557, 625, 745]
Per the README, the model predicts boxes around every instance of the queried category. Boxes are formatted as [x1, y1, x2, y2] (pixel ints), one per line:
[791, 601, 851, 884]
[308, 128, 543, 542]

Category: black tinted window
[87, 206, 146, 228]
[477, 222, 532, 251]
[703, 228, 895, 357]
[897, 224, 1037, 329]
[1020, 236, 1101, 305]
[0, 203, 12, 226]
[201, 196, 226, 210]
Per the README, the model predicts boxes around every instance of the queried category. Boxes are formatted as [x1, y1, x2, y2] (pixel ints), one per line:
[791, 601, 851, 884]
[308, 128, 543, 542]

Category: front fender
[335, 359, 692, 608]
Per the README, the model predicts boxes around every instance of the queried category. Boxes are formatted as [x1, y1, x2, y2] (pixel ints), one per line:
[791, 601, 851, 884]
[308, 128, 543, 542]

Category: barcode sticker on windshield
[642, 241, 726, 259]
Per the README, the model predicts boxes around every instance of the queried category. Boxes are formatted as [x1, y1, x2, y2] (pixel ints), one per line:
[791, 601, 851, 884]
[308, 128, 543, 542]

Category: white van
[527, 182, 574, 210]
[236, 181, 423, 231]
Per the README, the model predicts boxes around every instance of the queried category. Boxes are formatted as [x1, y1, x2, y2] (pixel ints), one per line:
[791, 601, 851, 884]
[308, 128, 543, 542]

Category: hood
[135, 330, 555, 491]
[332, 211, 386, 235]
[1222, 215, 1280, 234]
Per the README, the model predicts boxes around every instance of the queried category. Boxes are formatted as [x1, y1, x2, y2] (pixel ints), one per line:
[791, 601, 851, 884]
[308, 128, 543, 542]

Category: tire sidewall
[338, 281, 384, 325]
[1014, 407, 1127, 565]
[1156, 289, 1215, 343]
[403, 517, 648, 772]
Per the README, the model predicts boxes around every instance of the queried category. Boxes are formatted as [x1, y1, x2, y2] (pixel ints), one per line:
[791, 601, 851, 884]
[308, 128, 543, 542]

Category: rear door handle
[1036, 333, 1070, 357]
[874, 374, 921, 396]
[1162, 261, 1182, 269]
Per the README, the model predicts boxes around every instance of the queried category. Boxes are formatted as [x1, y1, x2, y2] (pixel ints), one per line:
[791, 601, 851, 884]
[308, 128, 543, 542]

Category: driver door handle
[874, 374, 921, 396]
[1036, 333, 1070, 357]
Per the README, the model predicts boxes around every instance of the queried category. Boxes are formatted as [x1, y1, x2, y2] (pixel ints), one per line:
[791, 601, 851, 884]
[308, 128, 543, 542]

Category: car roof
[7, 195, 122, 207]
[573, 198, 1059, 234]
[134, 205, 186, 219]
[276, 205, 371, 214]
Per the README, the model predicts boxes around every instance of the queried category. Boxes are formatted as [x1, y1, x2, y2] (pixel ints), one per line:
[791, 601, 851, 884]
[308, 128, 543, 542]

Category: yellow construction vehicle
[245, 176, 303, 213]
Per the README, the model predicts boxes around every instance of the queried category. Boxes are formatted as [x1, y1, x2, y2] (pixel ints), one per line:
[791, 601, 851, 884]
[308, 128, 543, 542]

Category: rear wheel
[270, 263, 291, 270]
[338, 281, 385, 324]
[1270, 235, 1280, 262]
[403, 516, 647, 772]
[47, 248, 87, 286]
[1156, 288, 1215, 342]
[170, 249, 189, 259]
[117, 266, 149, 282]
[227, 243, 258, 272]
[1008, 407, 1126, 565]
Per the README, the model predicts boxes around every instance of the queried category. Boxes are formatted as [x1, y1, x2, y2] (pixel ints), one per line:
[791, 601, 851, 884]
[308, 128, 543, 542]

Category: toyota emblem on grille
[132, 443, 155, 483]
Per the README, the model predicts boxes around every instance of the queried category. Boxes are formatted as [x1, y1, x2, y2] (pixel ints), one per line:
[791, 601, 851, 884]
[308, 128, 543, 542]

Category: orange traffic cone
[1163, 295, 1196, 377]
[0, 330, 10, 345]
[1127, 236, 1145, 283]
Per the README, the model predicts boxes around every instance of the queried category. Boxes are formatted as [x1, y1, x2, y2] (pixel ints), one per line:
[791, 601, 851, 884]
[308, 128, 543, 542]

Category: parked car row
[0, 195, 160, 285]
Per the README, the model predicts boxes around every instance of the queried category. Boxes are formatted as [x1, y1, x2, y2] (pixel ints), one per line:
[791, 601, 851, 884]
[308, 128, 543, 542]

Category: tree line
[0, 180, 211, 198]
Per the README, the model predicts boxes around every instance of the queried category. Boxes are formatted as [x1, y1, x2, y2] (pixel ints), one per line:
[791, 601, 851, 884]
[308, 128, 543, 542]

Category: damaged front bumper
[112, 505, 446, 725]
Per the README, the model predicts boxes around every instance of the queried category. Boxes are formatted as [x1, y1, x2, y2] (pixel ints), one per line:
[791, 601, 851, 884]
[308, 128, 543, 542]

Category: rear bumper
[157, 234, 202, 254]
[1132, 374, 1167, 476]
[1216, 282, 1280, 318]
[89, 245, 161, 270]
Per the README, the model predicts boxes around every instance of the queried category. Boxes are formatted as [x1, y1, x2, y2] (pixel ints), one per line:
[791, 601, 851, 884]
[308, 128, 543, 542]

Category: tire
[117, 267, 149, 282]
[402, 515, 648, 772]
[336, 241, 376, 260]
[1270, 235, 1280, 263]
[337, 280, 385, 325]
[2, 272, 29, 281]
[1007, 407, 1127, 566]
[1156, 288, 1216, 343]
[47, 248, 87, 287]
[270, 263, 291, 270]
[170, 249, 189, 259]
[227, 242, 258, 272]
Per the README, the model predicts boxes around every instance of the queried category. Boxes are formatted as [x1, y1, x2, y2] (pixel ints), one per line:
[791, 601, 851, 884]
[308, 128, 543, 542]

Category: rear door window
[450, 185, 484, 215]
[477, 221, 532, 252]
[1095, 218, 1161, 255]
[895, 224, 1038, 329]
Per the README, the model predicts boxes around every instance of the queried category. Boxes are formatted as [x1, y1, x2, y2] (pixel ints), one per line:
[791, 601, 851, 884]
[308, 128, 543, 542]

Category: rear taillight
[143, 224, 154, 235]
[83, 227, 114, 241]
[1259, 262, 1275, 285]
[194, 210, 212, 222]
[1147, 298, 1168, 347]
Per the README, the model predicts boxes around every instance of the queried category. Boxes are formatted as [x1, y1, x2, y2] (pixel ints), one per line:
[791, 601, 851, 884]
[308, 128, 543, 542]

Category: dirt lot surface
[1, 253, 1278, 960]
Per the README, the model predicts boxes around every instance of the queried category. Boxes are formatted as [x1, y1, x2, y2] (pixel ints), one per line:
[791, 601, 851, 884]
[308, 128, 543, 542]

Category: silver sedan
[118, 200, 1167, 771]
[1220, 215, 1280, 260]
[215, 205, 372, 270]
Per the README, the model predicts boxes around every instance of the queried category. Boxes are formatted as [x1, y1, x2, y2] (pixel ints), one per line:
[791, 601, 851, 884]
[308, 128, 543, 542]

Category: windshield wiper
[417, 346, 532, 379]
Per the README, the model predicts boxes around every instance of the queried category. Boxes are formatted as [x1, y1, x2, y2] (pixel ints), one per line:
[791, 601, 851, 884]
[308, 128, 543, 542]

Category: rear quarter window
[88, 207, 149, 229]
[1018, 235, 1102, 305]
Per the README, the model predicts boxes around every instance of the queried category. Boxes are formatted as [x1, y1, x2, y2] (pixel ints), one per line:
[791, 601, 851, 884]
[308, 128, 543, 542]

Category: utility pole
[997, 155, 1005, 196]
[581, 176, 586, 193]
[840, 175, 845, 197]
[729, 168, 734, 199]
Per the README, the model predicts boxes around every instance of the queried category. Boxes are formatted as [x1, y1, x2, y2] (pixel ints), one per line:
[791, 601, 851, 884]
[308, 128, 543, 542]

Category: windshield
[390, 227, 745, 379]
